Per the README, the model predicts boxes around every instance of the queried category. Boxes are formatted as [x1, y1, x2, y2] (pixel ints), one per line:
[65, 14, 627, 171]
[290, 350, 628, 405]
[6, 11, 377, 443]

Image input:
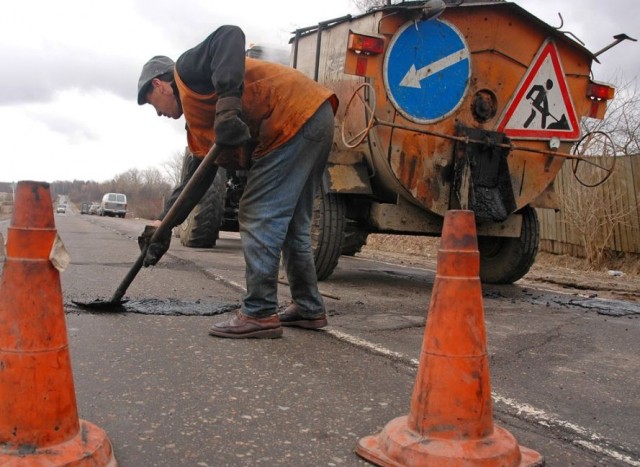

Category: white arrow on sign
[400, 48, 470, 88]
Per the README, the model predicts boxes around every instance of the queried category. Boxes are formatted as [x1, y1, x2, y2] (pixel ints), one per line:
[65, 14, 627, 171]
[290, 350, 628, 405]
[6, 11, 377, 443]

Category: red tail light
[586, 81, 615, 119]
[348, 31, 385, 55]
[587, 81, 615, 100]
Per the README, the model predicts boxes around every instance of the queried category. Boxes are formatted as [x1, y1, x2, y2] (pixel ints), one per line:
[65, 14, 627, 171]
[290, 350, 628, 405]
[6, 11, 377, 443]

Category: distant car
[56, 204, 66, 214]
[99, 193, 127, 218]
[89, 203, 100, 215]
[81, 202, 90, 214]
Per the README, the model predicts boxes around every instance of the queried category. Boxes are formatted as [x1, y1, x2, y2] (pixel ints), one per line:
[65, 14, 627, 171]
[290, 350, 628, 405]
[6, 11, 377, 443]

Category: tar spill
[67, 298, 239, 316]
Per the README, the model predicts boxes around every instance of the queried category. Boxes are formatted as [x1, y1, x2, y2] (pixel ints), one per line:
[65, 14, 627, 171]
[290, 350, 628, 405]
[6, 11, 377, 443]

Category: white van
[99, 193, 127, 218]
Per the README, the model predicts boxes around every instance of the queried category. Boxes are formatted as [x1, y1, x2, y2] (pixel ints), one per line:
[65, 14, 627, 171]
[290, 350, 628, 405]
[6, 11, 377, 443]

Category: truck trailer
[178, 0, 624, 284]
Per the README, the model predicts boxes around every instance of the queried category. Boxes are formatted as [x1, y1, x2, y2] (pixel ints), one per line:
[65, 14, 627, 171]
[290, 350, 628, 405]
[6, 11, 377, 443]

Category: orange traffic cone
[0, 181, 116, 465]
[356, 210, 544, 466]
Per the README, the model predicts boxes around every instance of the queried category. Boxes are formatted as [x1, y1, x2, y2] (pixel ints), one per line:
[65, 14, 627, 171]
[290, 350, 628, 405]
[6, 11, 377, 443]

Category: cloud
[33, 110, 99, 143]
[0, 0, 637, 184]
[0, 88, 185, 182]
[518, 0, 640, 82]
[0, 47, 141, 106]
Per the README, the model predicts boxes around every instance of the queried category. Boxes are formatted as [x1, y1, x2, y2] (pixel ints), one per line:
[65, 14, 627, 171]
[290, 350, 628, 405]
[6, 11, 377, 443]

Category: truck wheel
[478, 205, 539, 284]
[312, 192, 345, 280]
[178, 168, 227, 248]
[342, 220, 368, 256]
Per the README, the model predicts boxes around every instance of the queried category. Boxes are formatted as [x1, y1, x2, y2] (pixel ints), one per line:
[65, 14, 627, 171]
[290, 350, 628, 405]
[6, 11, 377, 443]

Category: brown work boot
[208, 310, 282, 339]
[278, 303, 328, 330]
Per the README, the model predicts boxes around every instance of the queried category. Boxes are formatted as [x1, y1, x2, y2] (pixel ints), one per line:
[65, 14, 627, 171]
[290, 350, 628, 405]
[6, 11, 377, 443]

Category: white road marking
[324, 328, 639, 466]
[573, 441, 640, 467]
[325, 328, 420, 366]
[208, 248, 636, 464]
[205, 269, 247, 294]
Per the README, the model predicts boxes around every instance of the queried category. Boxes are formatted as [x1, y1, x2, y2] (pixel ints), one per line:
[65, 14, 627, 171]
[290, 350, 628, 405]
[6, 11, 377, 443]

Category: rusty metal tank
[290, 0, 616, 284]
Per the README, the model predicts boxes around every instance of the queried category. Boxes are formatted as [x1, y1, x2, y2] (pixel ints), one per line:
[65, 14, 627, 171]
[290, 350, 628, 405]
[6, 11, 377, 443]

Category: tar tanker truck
[178, 0, 624, 284]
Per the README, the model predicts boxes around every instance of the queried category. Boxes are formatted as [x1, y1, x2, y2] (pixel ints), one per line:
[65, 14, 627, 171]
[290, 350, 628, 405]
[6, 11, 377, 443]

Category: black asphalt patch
[568, 297, 640, 317]
[67, 298, 239, 316]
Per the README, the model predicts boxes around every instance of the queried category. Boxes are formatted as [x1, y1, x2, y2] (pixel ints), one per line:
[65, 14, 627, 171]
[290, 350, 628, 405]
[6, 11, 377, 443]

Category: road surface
[0, 208, 638, 466]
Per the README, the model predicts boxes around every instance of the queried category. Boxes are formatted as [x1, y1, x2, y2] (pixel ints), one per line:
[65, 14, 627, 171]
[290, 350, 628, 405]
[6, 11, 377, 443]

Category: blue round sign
[383, 19, 471, 123]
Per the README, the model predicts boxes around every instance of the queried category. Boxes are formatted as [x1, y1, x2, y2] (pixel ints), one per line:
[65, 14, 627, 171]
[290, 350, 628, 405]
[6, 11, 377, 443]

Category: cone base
[356, 415, 544, 467]
[0, 420, 116, 467]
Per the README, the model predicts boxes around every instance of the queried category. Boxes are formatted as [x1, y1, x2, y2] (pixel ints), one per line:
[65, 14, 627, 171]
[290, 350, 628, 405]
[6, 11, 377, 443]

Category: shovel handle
[108, 144, 222, 303]
[109, 246, 147, 303]
[150, 144, 222, 243]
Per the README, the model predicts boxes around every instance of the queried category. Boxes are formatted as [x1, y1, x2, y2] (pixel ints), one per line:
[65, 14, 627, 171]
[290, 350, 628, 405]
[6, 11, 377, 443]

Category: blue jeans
[238, 101, 334, 319]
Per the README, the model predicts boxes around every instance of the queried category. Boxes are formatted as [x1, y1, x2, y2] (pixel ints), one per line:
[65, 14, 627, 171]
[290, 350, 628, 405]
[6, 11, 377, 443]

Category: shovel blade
[71, 299, 128, 312]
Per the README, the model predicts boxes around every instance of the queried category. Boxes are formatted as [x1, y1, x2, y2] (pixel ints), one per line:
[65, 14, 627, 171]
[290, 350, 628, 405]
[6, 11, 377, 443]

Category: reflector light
[355, 56, 368, 76]
[348, 32, 384, 55]
[587, 81, 615, 100]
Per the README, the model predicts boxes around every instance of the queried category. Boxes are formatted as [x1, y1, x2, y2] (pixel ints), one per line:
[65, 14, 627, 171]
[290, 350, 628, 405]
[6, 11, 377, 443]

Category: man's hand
[137, 222, 172, 267]
[213, 146, 250, 170]
[214, 96, 250, 147]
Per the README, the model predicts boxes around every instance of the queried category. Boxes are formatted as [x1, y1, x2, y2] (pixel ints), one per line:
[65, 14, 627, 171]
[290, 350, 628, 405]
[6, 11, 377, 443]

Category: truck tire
[312, 192, 345, 281]
[342, 220, 368, 256]
[178, 168, 227, 248]
[478, 205, 539, 284]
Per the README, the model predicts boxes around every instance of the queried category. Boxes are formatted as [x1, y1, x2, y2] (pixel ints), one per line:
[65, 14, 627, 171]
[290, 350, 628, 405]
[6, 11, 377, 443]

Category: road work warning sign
[497, 40, 580, 140]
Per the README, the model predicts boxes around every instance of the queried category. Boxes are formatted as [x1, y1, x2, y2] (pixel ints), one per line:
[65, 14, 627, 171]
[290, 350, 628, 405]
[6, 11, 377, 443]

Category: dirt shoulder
[362, 234, 640, 303]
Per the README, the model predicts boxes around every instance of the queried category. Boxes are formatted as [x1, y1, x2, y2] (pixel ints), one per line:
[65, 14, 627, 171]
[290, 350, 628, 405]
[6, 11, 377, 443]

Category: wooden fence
[537, 154, 640, 257]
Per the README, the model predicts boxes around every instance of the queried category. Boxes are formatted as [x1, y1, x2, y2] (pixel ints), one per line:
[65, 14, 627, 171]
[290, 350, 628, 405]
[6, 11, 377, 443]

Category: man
[137, 25, 337, 339]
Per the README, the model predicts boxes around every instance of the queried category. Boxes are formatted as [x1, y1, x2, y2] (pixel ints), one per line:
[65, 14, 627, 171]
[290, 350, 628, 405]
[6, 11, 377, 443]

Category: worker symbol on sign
[498, 40, 580, 140]
[523, 79, 570, 130]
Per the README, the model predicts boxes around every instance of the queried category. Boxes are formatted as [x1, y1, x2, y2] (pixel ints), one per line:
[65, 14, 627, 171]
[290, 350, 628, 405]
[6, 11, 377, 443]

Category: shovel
[73, 144, 222, 311]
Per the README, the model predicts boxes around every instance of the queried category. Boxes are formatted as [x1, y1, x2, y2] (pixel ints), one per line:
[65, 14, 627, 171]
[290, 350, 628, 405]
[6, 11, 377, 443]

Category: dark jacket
[159, 25, 336, 223]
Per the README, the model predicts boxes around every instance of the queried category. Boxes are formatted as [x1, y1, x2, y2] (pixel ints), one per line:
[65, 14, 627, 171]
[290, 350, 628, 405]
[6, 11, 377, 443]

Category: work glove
[214, 146, 250, 170]
[137, 225, 172, 267]
[214, 96, 251, 147]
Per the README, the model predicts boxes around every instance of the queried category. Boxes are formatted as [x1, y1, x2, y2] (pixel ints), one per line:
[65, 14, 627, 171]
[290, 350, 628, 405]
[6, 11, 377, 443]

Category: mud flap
[453, 126, 516, 222]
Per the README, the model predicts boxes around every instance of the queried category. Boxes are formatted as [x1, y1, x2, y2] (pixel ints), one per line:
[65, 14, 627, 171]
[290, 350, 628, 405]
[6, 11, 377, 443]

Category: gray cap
[137, 55, 175, 105]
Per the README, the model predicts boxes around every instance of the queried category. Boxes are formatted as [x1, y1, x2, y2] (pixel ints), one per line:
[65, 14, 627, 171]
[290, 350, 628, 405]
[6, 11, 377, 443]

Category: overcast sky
[0, 0, 637, 183]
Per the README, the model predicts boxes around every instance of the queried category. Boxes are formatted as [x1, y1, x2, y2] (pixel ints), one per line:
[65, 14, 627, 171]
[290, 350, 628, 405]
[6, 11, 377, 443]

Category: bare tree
[351, 0, 387, 13]
[112, 169, 142, 190]
[558, 161, 637, 267]
[556, 76, 640, 267]
[56, 166, 172, 220]
[162, 150, 186, 188]
[141, 167, 167, 186]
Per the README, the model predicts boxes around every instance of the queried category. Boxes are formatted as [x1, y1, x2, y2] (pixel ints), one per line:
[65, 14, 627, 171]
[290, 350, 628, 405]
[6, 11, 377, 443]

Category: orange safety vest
[174, 57, 338, 159]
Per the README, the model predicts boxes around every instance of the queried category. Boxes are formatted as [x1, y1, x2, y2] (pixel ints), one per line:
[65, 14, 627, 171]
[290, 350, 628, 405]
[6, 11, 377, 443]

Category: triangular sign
[497, 40, 580, 140]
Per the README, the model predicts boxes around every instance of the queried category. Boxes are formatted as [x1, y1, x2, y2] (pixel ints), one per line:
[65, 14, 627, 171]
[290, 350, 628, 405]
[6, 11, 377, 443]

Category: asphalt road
[1, 207, 639, 466]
